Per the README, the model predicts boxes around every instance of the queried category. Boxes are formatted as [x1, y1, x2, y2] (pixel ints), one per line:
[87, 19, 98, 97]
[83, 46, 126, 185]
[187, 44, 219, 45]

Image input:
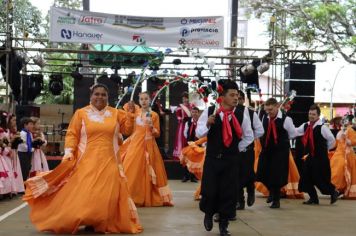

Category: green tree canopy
[246, 0, 356, 64]
[0, 0, 42, 37]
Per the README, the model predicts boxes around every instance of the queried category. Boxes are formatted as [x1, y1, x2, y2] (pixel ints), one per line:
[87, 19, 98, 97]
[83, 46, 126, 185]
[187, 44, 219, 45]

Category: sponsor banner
[49, 7, 224, 49]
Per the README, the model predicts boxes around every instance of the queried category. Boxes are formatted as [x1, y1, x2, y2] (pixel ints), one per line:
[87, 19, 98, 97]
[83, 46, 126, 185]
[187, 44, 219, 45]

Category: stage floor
[1, 180, 355, 236]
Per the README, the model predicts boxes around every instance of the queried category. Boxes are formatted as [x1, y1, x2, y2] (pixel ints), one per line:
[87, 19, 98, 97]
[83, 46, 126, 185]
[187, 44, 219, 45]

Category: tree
[246, 0, 356, 64]
[0, 0, 42, 38]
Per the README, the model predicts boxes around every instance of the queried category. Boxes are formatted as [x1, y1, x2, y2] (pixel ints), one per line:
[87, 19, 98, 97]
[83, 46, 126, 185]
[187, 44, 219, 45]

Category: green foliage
[247, 0, 356, 63]
[0, 0, 42, 37]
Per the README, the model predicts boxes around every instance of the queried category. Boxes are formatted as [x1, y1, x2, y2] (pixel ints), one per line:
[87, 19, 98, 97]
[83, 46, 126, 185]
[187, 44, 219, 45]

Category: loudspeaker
[97, 75, 118, 107]
[73, 76, 94, 112]
[284, 62, 316, 126]
[15, 105, 40, 129]
[284, 62, 315, 96]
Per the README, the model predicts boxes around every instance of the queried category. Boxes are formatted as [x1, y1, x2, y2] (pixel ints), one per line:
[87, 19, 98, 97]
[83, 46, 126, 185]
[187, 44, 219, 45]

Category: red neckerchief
[265, 116, 278, 147]
[302, 120, 318, 156]
[218, 106, 242, 147]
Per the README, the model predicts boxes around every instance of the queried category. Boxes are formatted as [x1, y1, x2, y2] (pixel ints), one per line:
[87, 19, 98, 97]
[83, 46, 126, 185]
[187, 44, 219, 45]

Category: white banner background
[49, 7, 224, 49]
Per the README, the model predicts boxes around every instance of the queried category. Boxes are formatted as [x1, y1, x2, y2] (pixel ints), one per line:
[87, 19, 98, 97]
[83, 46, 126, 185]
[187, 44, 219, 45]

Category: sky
[30, 0, 355, 105]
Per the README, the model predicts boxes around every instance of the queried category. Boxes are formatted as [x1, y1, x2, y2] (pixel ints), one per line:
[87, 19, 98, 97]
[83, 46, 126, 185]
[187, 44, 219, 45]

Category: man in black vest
[182, 106, 200, 182]
[196, 81, 254, 236]
[256, 98, 297, 209]
[296, 104, 338, 205]
[236, 90, 264, 210]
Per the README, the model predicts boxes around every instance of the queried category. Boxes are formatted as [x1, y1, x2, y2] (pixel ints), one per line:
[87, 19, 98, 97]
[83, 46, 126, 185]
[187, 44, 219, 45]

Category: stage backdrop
[49, 6, 224, 49]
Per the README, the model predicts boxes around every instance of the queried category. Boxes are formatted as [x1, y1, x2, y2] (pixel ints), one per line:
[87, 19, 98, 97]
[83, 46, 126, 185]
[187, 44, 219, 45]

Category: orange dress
[180, 137, 207, 200]
[330, 133, 347, 192]
[23, 106, 142, 234]
[345, 127, 356, 198]
[121, 110, 173, 207]
[254, 139, 304, 199]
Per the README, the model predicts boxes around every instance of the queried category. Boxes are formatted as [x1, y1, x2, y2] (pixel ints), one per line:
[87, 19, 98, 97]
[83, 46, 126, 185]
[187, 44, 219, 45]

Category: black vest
[206, 106, 244, 157]
[186, 118, 198, 142]
[260, 113, 290, 150]
[237, 104, 256, 149]
[303, 123, 328, 158]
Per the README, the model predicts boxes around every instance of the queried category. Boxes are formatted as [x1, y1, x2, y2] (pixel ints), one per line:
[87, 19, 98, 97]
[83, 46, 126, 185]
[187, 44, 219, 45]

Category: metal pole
[229, 0, 238, 80]
[5, 0, 13, 112]
[83, 0, 90, 10]
[330, 65, 345, 120]
[230, 0, 238, 46]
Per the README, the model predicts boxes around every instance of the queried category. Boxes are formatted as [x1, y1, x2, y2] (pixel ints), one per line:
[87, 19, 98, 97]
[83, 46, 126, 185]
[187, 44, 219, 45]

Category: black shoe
[270, 201, 280, 209]
[247, 190, 255, 207]
[190, 176, 198, 183]
[266, 195, 273, 203]
[228, 216, 237, 221]
[236, 201, 245, 210]
[303, 198, 319, 205]
[219, 219, 231, 236]
[204, 214, 213, 231]
[213, 213, 220, 223]
[330, 190, 339, 204]
[181, 176, 189, 183]
[84, 226, 95, 232]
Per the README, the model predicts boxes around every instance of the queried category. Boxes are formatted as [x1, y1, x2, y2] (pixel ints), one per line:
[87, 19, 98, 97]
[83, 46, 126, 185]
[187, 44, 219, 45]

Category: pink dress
[0, 129, 18, 194]
[9, 132, 25, 192]
[172, 104, 191, 159]
[30, 132, 49, 177]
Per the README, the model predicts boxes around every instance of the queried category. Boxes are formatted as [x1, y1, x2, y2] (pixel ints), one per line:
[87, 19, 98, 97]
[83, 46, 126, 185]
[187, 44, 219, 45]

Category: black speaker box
[73, 77, 95, 112]
[15, 105, 40, 129]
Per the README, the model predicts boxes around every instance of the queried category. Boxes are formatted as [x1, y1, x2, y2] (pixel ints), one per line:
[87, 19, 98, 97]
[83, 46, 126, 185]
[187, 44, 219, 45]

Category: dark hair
[265, 98, 278, 106]
[21, 117, 33, 127]
[309, 104, 321, 116]
[90, 83, 109, 96]
[238, 90, 245, 99]
[139, 91, 151, 97]
[191, 107, 200, 112]
[181, 92, 189, 99]
[7, 113, 16, 129]
[0, 110, 7, 129]
[221, 80, 239, 96]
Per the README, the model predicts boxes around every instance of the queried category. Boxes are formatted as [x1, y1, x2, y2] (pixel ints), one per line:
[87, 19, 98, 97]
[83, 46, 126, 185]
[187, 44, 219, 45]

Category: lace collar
[86, 105, 112, 123]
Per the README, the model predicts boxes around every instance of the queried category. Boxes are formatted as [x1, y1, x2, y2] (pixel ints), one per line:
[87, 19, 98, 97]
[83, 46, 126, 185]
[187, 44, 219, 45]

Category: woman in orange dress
[330, 128, 348, 192]
[344, 125, 356, 198]
[23, 84, 142, 234]
[254, 139, 304, 199]
[180, 136, 207, 200]
[121, 92, 173, 207]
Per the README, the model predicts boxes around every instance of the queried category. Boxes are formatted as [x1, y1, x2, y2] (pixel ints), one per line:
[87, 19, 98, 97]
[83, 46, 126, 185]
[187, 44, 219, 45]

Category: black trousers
[237, 147, 255, 203]
[18, 151, 32, 181]
[299, 154, 335, 199]
[200, 154, 239, 220]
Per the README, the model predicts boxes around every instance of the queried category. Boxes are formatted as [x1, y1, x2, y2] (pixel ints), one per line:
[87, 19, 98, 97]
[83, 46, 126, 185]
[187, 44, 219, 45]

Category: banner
[49, 7, 224, 49]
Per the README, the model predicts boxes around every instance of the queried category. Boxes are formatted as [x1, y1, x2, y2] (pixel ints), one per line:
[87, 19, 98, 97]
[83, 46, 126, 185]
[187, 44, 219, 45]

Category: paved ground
[1, 180, 356, 236]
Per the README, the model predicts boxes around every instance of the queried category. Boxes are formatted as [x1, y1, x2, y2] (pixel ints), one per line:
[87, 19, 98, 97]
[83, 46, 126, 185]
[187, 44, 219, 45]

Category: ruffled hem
[128, 198, 140, 224]
[158, 185, 174, 206]
[284, 182, 304, 199]
[24, 174, 49, 199]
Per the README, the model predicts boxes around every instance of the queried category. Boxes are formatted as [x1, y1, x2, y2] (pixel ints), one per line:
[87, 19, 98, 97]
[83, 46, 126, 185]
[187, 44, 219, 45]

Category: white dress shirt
[196, 107, 254, 152]
[18, 130, 34, 152]
[244, 107, 264, 139]
[296, 119, 336, 150]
